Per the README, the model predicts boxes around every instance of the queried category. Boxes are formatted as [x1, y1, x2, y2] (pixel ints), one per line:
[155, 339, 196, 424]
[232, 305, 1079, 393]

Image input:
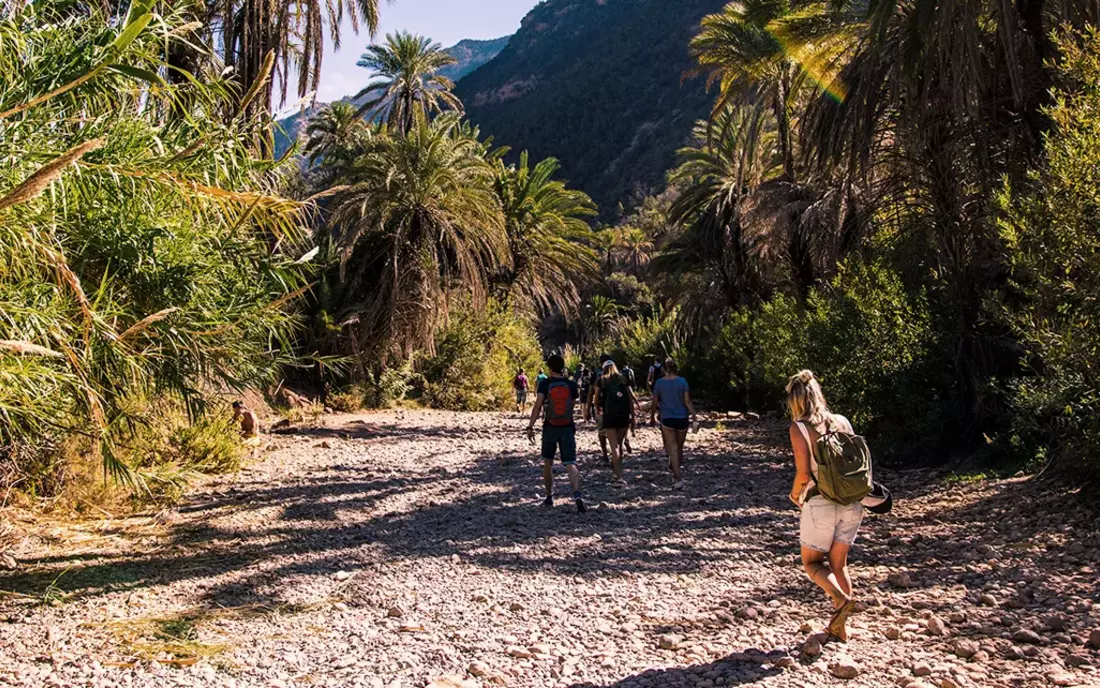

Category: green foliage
[704, 261, 944, 457]
[0, 3, 308, 492]
[419, 302, 542, 411]
[998, 28, 1100, 477]
[363, 365, 417, 409]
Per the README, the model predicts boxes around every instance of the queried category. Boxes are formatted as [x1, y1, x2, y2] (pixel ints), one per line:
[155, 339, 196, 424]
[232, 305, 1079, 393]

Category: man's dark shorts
[541, 424, 577, 465]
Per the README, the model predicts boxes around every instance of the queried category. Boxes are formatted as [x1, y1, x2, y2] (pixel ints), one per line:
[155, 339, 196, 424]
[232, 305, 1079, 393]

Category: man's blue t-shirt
[652, 376, 690, 419]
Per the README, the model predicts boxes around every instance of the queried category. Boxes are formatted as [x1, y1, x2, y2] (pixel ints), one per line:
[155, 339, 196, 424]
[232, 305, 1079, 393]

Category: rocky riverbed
[1, 410, 1097, 688]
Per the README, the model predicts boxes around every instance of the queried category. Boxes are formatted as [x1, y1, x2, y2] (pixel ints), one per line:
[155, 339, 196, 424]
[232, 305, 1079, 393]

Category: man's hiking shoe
[672, 480, 685, 490]
[541, 496, 553, 508]
[575, 498, 587, 514]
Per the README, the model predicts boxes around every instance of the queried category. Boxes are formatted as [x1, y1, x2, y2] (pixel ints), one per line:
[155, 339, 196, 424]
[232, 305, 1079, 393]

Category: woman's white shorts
[800, 495, 863, 553]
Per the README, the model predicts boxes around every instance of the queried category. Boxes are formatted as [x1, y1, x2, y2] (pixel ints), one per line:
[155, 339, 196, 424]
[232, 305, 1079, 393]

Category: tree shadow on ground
[0, 421, 800, 610]
[566, 651, 785, 687]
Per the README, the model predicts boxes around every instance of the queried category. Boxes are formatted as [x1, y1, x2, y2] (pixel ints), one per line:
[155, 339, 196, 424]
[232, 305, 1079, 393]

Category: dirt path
[1, 410, 1098, 688]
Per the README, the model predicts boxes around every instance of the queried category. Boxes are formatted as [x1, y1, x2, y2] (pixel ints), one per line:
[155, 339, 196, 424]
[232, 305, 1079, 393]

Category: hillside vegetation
[456, 0, 728, 219]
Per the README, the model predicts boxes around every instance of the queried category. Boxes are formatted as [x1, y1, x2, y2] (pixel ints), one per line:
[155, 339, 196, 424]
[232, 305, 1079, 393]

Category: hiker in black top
[594, 360, 637, 485]
[527, 354, 586, 513]
[647, 356, 663, 394]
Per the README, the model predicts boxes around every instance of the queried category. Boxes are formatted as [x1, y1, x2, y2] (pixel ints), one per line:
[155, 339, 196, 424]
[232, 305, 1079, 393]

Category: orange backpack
[544, 379, 574, 426]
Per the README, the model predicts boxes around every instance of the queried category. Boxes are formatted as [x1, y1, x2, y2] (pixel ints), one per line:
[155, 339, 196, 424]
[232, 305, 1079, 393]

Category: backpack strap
[795, 421, 821, 501]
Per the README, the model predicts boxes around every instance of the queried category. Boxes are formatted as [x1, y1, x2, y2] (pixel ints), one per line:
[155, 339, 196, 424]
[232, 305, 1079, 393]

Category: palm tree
[328, 112, 505, 362]
[492, 152, 598, 314]
[618, 226, 654, 274]
[355, 32, 463, 133]
[657, 106, 779, 307]
[691, 0, 805, 180]
[582, 295, 621, 350]
[592, 230, 620, 273]
[164, 0, 382, 126]
[303, 101, 372, 166]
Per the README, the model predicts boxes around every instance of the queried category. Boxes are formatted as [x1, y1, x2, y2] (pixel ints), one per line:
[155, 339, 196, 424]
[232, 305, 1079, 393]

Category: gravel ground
[1, 410, 1098, 688]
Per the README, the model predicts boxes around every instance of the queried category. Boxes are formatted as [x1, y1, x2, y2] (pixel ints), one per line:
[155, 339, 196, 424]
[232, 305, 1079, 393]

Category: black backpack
[602, 376, 632, 417]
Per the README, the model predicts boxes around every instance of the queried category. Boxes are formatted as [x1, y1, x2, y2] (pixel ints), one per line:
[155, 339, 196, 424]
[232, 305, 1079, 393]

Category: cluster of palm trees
[653, 0, 1100, 433]
[300, 32, 599, 368]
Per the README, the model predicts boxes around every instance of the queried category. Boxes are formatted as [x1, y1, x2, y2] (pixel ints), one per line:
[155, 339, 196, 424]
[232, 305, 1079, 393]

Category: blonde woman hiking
[786, 370, 866, 642]
[649, 358, 696, 489]
[593, 360, 636, 486]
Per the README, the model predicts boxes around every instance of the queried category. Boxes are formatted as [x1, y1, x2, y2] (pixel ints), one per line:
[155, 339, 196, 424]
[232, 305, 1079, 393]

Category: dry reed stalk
[0, 340, 64, 358]
[0, 139, 104, 211]
[117, 308, 179, 343]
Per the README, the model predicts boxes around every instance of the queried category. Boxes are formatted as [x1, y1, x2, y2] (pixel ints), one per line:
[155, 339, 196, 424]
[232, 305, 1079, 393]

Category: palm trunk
[775, 67, 795, 181]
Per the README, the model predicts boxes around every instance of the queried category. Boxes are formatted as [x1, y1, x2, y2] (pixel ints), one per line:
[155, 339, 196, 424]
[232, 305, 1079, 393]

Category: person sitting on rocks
[232, 401, 259, 439]
[786, 370, 860, 641]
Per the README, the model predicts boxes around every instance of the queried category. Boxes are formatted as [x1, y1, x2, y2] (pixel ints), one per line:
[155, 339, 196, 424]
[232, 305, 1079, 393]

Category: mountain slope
[275, 36, 511, 157]
[455, 0, 728, 219]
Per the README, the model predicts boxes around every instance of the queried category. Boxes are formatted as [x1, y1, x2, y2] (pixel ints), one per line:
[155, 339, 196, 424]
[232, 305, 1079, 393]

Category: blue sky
[313, 0, 539, 103]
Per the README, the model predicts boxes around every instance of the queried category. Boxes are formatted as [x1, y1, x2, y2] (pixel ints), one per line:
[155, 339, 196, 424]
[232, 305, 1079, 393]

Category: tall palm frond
[492, 152, 598, 315]
[355, 31, 463, 133]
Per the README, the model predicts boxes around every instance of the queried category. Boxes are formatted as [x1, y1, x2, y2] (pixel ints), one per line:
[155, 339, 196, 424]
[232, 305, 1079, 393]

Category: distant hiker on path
[649, 358, 696, 489]
[786, 369, 866, 642]
[594, 359, 636, 486]
[527, 354, 586, 513]
[646, 356, 663, 394]
[513, 367, 530, 415]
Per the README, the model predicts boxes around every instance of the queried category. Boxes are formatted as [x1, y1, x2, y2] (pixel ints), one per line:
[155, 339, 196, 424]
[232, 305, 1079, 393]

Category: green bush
[419, 301, 542, 411]
[997, 28, 1100, 477]
[706, 260, 944, 459]
[364, 365, 417, 409]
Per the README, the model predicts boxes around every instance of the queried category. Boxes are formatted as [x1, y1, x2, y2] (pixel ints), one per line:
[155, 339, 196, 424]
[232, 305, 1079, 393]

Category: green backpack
[802, 421, 874, 506]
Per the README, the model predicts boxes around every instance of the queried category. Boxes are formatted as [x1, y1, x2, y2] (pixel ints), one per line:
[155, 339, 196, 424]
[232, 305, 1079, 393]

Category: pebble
[828, 657, 861, 679]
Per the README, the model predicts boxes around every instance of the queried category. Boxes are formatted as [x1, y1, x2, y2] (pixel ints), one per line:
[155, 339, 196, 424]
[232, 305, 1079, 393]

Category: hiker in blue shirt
[649, 358, 696, 489]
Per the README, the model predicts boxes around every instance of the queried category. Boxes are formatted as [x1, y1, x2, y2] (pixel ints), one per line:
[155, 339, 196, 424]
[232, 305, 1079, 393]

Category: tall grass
[0, 1, 311, 494]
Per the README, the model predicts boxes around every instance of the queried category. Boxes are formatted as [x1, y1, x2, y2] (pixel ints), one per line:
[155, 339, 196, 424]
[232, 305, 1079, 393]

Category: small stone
[1049, 673, 1080, 687]
[979, 594, 998, 607]
[1011, 628, 1042, 645]
[1088, 628, 1100, 649]
[927, 617, 946, 636]
[468, 662, 490, 678]
[508, 602, 525, 612]
[1066, 654, 1092, 668]
[506, 646, 533, 659]
[912, 662, 932, 677]
[800, 621, 814, 633]
[803, 636, 823, 658]
[971, 650, 990, 663]
[472, 594, 490, 603]
[334, 570, 353, 581]
[736, 606, 758, 620]
[387, 606, 404, 618]
[885, 626, 902, 640]
[659, 634, 682, 650]
[939, 678, 959, 688]
[828, 657, 861, 679]
[426, 677, 477, 688]
[888, 572, 913, 588]
[953, 639, 978, 659]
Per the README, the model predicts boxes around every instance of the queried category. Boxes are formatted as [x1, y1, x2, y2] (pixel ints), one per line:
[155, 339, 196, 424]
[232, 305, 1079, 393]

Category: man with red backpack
[526, 354, 586, 513]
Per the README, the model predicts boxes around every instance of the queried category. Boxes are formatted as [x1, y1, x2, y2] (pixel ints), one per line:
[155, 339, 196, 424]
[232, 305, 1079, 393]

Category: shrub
[707, 260, 944, 459]
[419, 301, 542, 411]
[997, 28, 1100, 477]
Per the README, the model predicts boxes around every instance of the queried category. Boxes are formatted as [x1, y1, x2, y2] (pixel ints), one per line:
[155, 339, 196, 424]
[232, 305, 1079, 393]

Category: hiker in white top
[786, 370, 862, 642]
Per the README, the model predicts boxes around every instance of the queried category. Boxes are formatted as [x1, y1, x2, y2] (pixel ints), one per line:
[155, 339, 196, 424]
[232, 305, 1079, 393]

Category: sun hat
[602, 359, 615, 370]
[861, 482, 893, 514]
